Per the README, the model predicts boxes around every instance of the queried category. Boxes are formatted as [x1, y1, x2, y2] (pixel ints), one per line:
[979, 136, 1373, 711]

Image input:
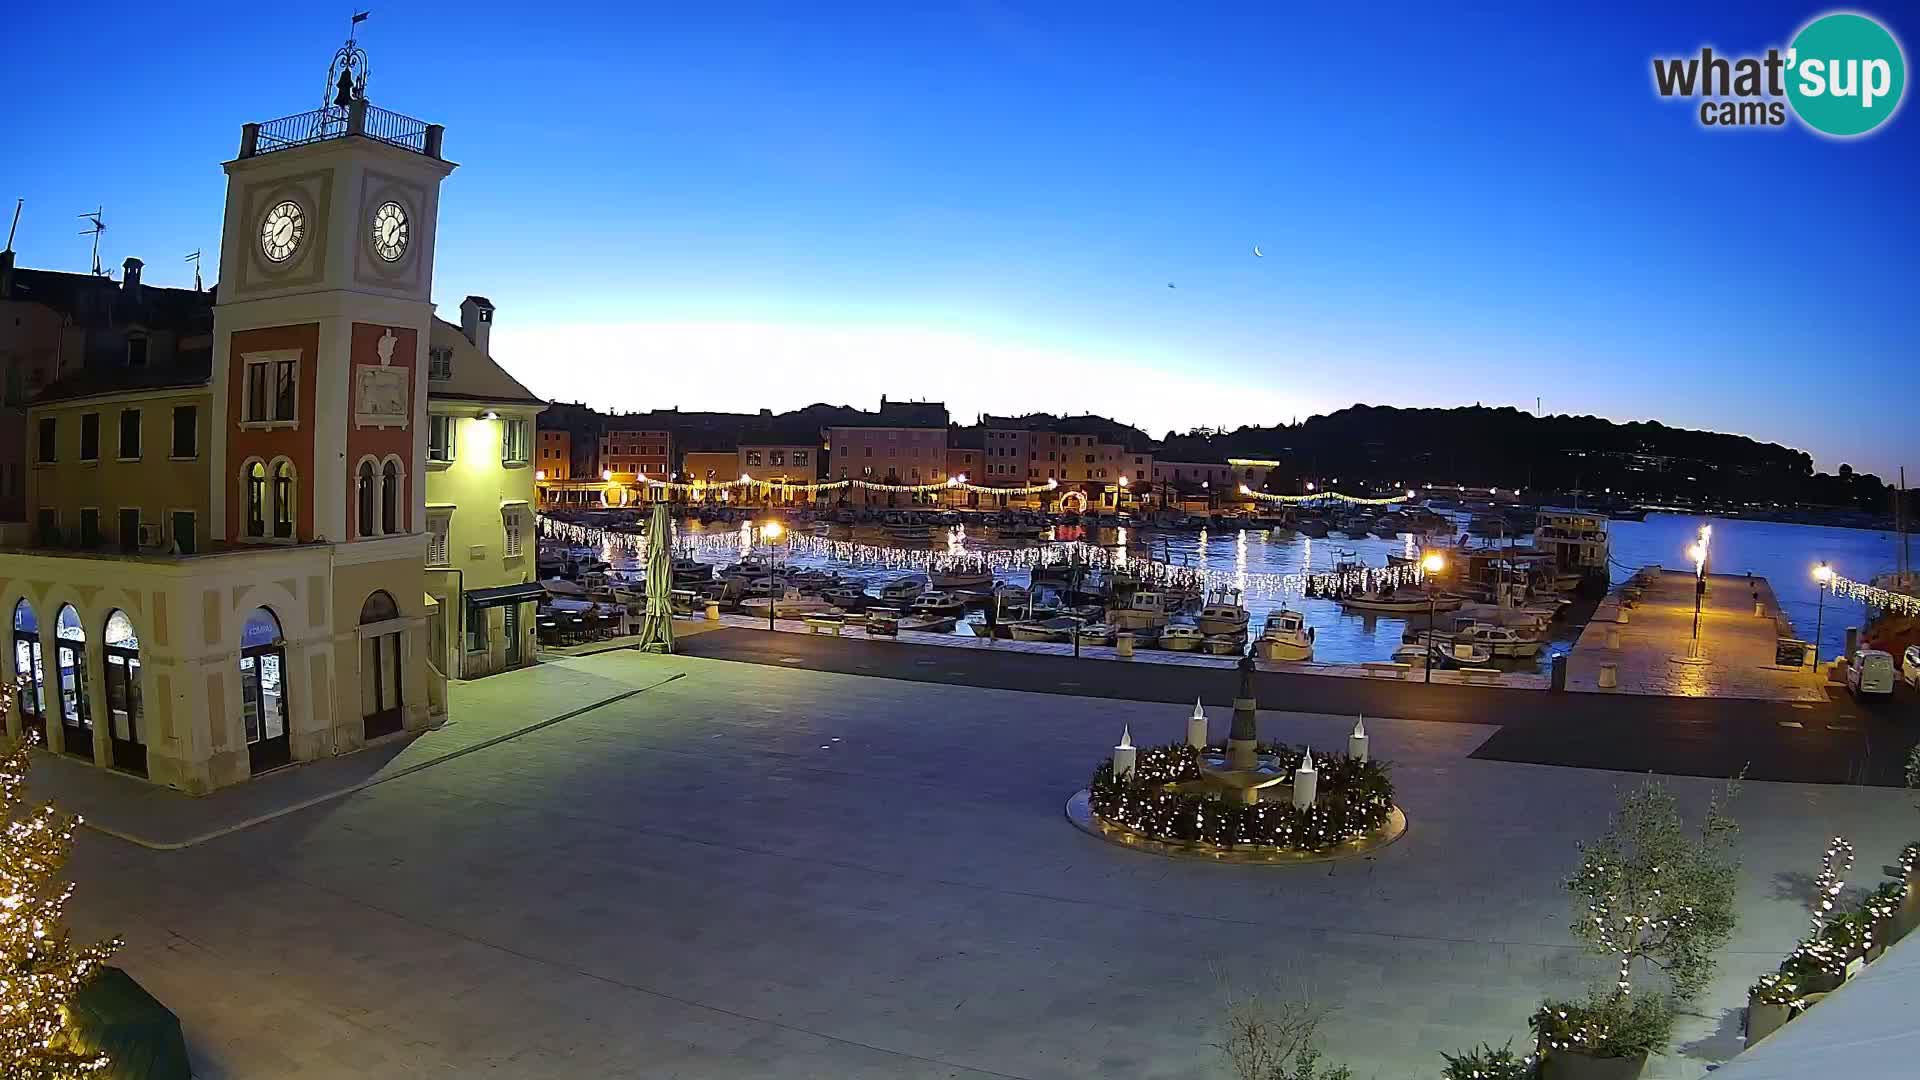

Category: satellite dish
[1253, 245, 1263, 257]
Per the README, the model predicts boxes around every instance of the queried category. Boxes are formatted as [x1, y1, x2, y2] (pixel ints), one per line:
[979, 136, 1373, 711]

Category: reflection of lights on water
[1234, 529, 1248, 592]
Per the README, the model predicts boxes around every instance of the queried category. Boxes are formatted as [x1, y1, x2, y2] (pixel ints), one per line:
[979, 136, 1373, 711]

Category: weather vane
[324, 11, 372, 109]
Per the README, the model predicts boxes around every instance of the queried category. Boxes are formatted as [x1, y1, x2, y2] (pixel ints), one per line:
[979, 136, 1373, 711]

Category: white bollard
[1606, 627, 1621, 650]
[1598, 662, 1618, 689]
[1115, 632, 1134, 658]
[1292, 746, 1317, 810]
[1616, 608, 1630, 625]
[1112, 725, 1136, 780]
[1187, 698, 1208, 750]
[1348, 717, 1368, 763]
[705, 600, 720, 622]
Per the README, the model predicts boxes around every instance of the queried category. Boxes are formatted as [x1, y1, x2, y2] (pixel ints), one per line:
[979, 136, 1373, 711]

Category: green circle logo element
[1787, 12, 1907, 136]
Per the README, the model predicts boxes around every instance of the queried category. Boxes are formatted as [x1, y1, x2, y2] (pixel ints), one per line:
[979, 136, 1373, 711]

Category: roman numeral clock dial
[258, 199, 305, 264]
[372, 200, 410, 262]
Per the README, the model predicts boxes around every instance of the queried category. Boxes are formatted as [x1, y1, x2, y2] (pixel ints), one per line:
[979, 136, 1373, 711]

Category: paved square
[64, 651, 1919, 1079]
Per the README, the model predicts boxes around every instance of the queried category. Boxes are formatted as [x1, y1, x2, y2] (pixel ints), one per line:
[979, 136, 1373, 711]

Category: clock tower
[209, 38, 455, 548]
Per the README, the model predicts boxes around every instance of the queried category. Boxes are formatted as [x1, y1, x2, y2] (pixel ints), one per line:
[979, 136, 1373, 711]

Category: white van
[1847, 649, 1896, 699]
[1904, 645, 1920, 688]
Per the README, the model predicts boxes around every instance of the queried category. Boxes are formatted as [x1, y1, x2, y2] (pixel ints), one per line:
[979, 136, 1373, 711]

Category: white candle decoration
[1187, 698, 1208, 749]
[1348, 716, 1368, 763]
[1292, 745, 1317, 809]
[1112, 724, 1136, 779]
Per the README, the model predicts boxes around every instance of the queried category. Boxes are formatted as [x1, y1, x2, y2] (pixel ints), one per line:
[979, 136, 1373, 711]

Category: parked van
[1904, 644, 1920, 688]
[1847, 649, 1896, 699]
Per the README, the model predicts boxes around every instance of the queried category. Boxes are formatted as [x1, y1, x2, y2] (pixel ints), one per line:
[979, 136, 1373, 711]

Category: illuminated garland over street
[624, 474, 1061, 497]
[1086, 742, 1395, 852]
[536, 516, 1428, 599]
[1829, 573, 1920, 617]
[1237, 486, 1412, 506]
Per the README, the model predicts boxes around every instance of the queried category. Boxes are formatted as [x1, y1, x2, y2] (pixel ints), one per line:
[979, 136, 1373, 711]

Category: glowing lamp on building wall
[1119, 476, 1129, 488]
[535, 469, 546, 481]
[740, 473, 752, 483]
[1046, 478, 1059, 489]
[1405, 490, 1416, 499]
[601, 469, 612, 481]
[1305, 481, 1316, 491]
[480, 410, 499, 421]
[1238, 484, 1251, 495]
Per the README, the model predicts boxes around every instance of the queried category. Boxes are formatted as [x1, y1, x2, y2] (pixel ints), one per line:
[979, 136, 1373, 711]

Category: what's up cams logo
[1653, 11, 1906, 136]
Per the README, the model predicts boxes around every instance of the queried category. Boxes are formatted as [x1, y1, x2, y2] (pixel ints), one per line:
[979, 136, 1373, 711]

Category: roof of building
[427, 318, 544, 407]
[31, 351, 213, 405]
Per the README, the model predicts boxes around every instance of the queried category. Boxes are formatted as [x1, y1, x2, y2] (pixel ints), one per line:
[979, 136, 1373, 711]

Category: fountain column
[1228, 652, 1259, 770]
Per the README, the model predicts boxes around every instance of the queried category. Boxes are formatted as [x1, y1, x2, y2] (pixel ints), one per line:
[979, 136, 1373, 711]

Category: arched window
[271, 460, 295, 539]
[381, 459, 402, 535]
[102, 610, 144, 776]
[245, 461, 267, 537]
[357, 460, 378, 538]
[53, 604, 90, 759]
[12, 600, 45, 741]
[359, 590, 399, 624]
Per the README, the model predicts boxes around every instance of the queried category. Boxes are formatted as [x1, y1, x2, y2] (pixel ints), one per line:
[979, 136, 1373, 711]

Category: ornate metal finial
[324, 12, 372, 110]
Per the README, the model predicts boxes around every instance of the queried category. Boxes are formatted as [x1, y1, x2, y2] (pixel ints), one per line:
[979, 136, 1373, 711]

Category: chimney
[459, 295, 495, 354]
[121, 256, 143, 291]
[0, 250, 13, 298]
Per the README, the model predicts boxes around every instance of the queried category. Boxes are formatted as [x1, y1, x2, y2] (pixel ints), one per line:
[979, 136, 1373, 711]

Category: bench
[1459, 667, 1503, 684]
[804, 617, 845, 636]
[1361, 661, 1411, 680]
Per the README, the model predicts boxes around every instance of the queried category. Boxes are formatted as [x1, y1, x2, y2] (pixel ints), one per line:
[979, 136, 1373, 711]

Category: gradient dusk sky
[7, 3, 1916, 476]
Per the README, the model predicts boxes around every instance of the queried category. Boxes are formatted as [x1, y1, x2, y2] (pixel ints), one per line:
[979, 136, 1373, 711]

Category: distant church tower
[209, 32, 454, 546]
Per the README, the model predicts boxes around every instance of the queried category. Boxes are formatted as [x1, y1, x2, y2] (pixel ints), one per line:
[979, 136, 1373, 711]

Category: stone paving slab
[1567, 569, 1827, 702]
[60, 650, 1920, 1080]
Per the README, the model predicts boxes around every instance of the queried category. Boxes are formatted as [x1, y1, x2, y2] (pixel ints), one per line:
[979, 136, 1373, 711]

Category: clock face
[371, 200, 410, 262]
[259, 200, 306, 264]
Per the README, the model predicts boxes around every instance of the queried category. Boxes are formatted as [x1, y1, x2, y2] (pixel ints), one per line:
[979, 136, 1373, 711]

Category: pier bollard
[1598, 662, 1618, 689]
[1606, 627, 1621, 650]
[1616, 607, 1630, 625]
[705, 600, 720, 622]
[1115, 631, 1134, 658]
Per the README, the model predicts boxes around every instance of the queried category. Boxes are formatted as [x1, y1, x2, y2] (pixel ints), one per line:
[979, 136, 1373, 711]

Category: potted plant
[1861, 881, 1904, 962]
[1892, 843, 1920, 944]
[1442, 1040, 1537, 1079]
[1531, 989, 1673, 1080]
[1744, 967, 1802, 1044]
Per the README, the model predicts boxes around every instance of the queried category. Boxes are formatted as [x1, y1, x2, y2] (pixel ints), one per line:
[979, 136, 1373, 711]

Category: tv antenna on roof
[77, 207, 105, 276]
[184, 249, 203, 292]
[4, 199, 20, 253]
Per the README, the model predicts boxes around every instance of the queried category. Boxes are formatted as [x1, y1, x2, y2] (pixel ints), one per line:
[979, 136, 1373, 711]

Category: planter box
[1892, 883, 1920, 944]
[1745, 997, 1791, 1044]
[1541, 1050, 1648, 1080]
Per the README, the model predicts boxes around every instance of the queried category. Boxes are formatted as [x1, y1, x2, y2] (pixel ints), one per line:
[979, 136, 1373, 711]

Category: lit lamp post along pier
[1686, 523, 1711, 659]
[1421, 550, 1446, 683]
[1812, 561, 1833, 668]
[759, 519, 785, 630]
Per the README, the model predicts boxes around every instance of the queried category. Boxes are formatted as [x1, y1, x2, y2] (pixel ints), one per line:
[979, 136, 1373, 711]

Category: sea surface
[598, 513, 1912, 669]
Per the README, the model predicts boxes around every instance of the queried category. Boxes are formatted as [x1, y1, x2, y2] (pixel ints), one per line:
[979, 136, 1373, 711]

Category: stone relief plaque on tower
[354, 327, 411, 429]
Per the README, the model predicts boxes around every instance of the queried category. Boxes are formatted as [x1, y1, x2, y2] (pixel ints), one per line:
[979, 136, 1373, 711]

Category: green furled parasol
[638, 502, 676, 654]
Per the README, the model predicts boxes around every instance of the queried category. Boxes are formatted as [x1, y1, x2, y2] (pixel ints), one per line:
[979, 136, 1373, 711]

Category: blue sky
[7, 2, 1916, 477]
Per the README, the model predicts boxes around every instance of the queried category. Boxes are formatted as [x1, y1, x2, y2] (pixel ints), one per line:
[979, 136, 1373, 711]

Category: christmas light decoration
[1827, 573, 1920, 617]
[605, 475, 1061, 498]
[1238, 488, 1410, 506]
[0, 682, 122, 1077]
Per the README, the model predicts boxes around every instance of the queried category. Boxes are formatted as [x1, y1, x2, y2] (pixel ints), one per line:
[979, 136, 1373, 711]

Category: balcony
[240, 100, 444, 160]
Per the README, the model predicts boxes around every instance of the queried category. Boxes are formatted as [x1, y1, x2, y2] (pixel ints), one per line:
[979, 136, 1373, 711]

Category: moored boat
[1008, 616, 1078, 642]
[1258, 609, 1316, 661]
[876, 576, 926, 603]
[1339, 589, 1466, 615]
[898, 614, 958, 633]
[1160, 619, 1205, 652]
[930, 566, 994, 591]
[908, 591, 967, 617]
[1195, 588, 1250, 637]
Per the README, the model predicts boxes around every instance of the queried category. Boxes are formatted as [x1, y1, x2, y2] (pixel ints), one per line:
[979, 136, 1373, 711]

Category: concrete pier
[1565, 569, 1826, 702]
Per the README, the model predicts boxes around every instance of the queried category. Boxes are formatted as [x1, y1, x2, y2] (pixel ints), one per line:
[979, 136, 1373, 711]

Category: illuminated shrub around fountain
[1087, 742, 1394, 852]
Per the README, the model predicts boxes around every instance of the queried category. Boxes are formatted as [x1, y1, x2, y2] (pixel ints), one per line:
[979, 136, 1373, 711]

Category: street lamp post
[761, 519, 784, 631]
[1812, 561, 1833, 668]
[1421, 551, 1446, 684]
[1686, 524, 1711, 658]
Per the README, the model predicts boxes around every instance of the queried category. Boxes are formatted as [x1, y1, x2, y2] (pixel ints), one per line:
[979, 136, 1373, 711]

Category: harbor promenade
[1565, 570, 1826, 703]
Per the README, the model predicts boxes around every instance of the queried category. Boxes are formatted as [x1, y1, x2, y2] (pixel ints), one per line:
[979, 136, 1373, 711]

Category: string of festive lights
[616, 474, 1062, 498]
[1237, 486, 1414, 506]
[536, 516, 1429, 599]
[1828, 573, 1920, 617]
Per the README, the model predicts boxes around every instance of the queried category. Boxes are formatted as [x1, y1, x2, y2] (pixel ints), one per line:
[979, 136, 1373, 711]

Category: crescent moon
[1253, 245, 1263, 257]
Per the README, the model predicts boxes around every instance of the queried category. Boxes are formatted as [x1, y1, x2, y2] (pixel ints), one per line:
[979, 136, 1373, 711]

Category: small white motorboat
[1455, 623, 1546, 658]
[1075, 622, 1115, 646]
[898, 614, 958, 633]
[1160, 619, 1205, 652]
[909, 591, 966, 617]
[740, 589, 840, 620]
[1008, 616, 1077, 642]
[1259, 609, 1316, 662]
[930, 566, 994, 591]
[876, 577, 926, 603]
[1202, 634, 1245, 656]
[1392, 639, 1494, 669]
[1195, 588, 1250, 637]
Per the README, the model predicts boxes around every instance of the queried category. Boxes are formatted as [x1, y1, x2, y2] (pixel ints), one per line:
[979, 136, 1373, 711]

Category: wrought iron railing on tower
[242, 101, 441, 159]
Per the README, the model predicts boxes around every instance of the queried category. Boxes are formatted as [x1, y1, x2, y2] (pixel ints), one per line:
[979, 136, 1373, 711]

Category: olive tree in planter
[1543, 776, 1740, 1080]
[1441, 1040, 1537, 1079]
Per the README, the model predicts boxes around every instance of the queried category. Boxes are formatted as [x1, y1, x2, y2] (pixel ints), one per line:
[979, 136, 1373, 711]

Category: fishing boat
[670, 558, 713, 584]
[739, 588, 840, 620]
[898, 614, 958, 634]
[930, 566, 994, 591]
[1258, 609, 1316, 662]
[1339, 589, 1466, 615]
[908, 591, 967, 617]
[881, 513, 934, 542]
[1453, 623, 1546, 658]
[1296, 517, 1331, 538]
[1203, 634, 1246, 656]
[1160, 618, 1205, 652]
[876, 577, 926, 603]
[1007, 616, 1078, 643]
[1108, 590, 1176, 631]
[1195, 588, 1250, 637]
[1392, 639, 1494, 669]
[1075, 623, 1115, 646]
[822, 586, 870, 611]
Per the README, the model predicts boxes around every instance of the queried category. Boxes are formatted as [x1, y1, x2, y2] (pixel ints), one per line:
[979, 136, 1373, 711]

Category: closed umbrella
[639, 502, 676, 654]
